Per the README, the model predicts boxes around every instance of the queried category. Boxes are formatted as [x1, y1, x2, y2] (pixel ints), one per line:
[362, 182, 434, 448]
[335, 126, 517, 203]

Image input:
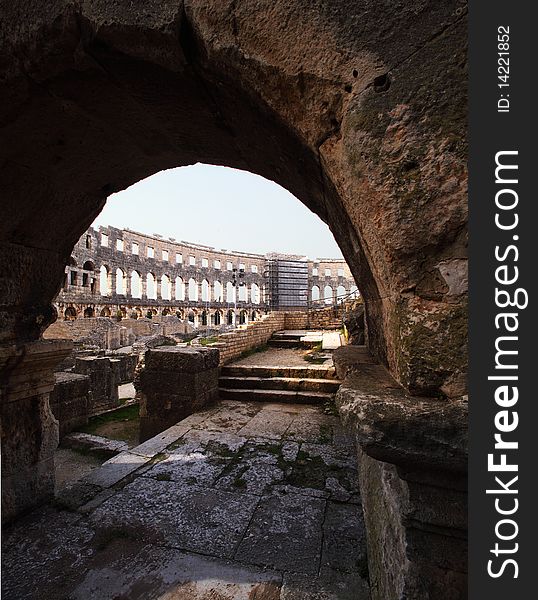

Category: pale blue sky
[93, 164, 343, 259]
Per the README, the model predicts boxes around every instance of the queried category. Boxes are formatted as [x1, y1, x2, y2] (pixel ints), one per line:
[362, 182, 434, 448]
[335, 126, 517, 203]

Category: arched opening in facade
[161, 308, 170, 316]
[130, 271, 142, 299]
[201, 279, 210, 302]
[100, 307, 111, 317]
[213, 310, 222, 326]
[226, 282, 235, 303]
[82, 260, 95, 271]
[239, 310, 248, 325]
[214, 281, 223, 303]
[146, 273, 157, 300]
[175, 277, 184, 301]
[238, 284, 247, 302]
[227, 310, 235, 326]
[83, 307, 94, 318]
[336, 285, 346, 303]
[324, 285, 334, 305]
[63, 306, 77, 321]
[312, 285, 320, 302]
[99, 266, 109, 296]
[188, 278, 198, 302]
[250, 283, 260, 304]
[161, 274, 171, 301]
[200, 310, 208, 326]
[187, 310, 196, 325]
[116, 268, 126, 295]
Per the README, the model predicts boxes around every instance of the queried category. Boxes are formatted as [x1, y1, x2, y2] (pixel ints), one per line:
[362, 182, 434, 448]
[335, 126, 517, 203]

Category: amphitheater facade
[56, 225, 358, 327]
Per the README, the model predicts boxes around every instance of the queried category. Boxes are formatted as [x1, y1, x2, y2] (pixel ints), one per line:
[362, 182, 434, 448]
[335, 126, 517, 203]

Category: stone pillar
[137, 346, 219, 442]
[109, 271, 117, 296]
[333, 346, 467, 600]
[1, 339, 72, 523]
[73, 356, 120, 414]
[156, 277, 162, 301]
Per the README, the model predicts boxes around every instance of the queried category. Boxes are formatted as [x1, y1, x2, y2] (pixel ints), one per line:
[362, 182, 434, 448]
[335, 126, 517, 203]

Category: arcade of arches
[0, 2, 468, 599]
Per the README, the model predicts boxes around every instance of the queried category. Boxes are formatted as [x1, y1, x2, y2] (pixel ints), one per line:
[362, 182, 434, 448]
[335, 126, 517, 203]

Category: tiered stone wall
[53, 225, 357, 324]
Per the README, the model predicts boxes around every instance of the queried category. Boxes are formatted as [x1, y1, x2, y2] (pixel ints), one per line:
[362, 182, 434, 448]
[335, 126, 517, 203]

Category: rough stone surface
[73, 356, 120, 414]
[2, 399, 367, 599]
[49, 371, 90, 437]
[333, 345, 467, 600]
[62, 432, 128, 459]
[138, 346, 220, 441]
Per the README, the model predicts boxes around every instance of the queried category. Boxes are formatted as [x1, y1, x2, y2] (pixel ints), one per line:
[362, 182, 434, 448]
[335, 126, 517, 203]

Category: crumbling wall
[73, 356, 120, 414]
[137, 346, 219, 441]
[49, 372, 90, 437]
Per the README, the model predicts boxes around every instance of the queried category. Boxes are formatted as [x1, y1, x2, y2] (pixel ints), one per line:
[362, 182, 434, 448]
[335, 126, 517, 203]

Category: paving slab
[281, 570, 370, 600]
[235, 492, 326, 574]
[90, 478, 260, 559]
[2, 399, 368, 599]
[237, 407, 294, 440]
[130, 423, 191, 458]
[83, 451, 152, 488]
[69, 541, 283, 600]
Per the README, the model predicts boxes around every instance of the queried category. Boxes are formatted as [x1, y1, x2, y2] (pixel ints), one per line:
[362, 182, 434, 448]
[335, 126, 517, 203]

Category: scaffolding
[264, 254, 309, 311]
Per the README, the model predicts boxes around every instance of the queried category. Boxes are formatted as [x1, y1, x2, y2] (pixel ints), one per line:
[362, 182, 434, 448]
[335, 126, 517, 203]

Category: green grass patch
[237, 343, 269, 360]
[200, 336, 219, 346]
[79, 404, 139, 435]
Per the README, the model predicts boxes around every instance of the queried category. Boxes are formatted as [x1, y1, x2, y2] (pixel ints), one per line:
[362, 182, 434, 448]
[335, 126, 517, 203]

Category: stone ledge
[333, 346, 467, 474]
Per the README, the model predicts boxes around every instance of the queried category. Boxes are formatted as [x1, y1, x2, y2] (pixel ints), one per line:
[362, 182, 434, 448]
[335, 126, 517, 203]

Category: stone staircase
[218, 364, 341, 404]
[267, 330, 322, 349]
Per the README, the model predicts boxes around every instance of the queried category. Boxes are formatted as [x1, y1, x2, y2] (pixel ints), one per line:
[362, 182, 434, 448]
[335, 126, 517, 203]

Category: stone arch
[213, 310, 223, 326]
[200, 310, 208, 326]
[0, 3, 467, 398]
[312, 285, 320, 302]
[239, 309, 248, 325]
[227, 309, 235, 326]
[83, 260, 95, 271]
[116, 268, 126, 295]
[99, 265, 110, 296]
[324, 285, 333, 305]
[64, 306, 77, 320]
[83, 306, 94, 318]
[188, 278, 198, 302]
[100, 307, 111, 317]
[131, 271, 142, 299]
[238, 284, 247, 302]
[0, 5, 469, 584]
[146, 273, 157, 300]
[336, 285, 346, 303]
[161, 308, 170, 316]
[161, 274, 171, 301]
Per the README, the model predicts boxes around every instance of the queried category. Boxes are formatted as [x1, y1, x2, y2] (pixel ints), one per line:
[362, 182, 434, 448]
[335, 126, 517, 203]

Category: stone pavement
[2, 400, 370, 599]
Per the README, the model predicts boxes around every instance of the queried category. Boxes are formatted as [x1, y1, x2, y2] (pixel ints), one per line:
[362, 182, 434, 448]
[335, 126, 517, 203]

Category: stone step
[218, 387, 334, 404]
[220, 365, 337, 380]
[218, 375, 340, 393]
[267, 338, 320, 349]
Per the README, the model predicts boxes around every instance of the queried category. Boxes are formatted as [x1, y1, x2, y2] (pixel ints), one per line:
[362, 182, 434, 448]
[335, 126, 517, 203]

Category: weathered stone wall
[334, 345, 467, 599]
[55, 225, 356, 321]
[138, 346, 219, 441]
[49, 372, 90, 438]
[213, 313, 287, 363]
[73, 356, 120, 415]
[0, 339, 72, 523]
